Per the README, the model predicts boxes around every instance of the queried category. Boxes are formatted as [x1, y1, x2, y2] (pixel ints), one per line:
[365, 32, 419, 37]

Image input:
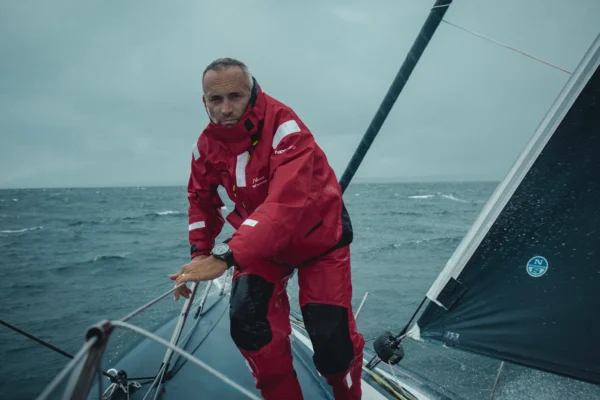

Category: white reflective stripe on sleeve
[192, 142, 200, 161]
[242, 219, 258, 227]
[272, 120, 301, 149]
[189, 221, 205, 230]
[236, 151, 249, 187]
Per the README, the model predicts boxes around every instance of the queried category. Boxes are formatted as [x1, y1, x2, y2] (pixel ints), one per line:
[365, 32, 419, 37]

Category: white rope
[35, 338, 97, 400]
[102, 378, 141, 400]
[140, 363, 167, 400]
[354, 291, 369, 319]
[386, 363, 418, 400]
[442, 19, 573, 74]
[111, 320, 261, 400]
[120, 283, 185, 322]
[489, 361, 505, 400]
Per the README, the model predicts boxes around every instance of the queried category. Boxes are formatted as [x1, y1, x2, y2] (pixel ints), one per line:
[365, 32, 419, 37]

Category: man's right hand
[172, 255, 209, 301]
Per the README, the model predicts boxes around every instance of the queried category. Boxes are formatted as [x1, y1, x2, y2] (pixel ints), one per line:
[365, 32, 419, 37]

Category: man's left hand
[169, 256, 228, 300]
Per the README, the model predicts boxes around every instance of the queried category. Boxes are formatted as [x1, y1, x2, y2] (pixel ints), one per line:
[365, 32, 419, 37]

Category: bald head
[202, 58, 253, 92]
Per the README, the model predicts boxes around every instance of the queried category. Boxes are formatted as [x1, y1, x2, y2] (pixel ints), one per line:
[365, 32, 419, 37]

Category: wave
[0, 226, 43, 234]
[382, 211, 422, 216]
[361, 236, 463, 253]
[93, 253, 129, 262]
[407, 236, 463, 246]
[8, 281, 48, 289]
[68, 210, 183, 226]
[154, 210, 180, 216]
[433, 210, 453, 216]
[407, 193, 470, 203]
[384, 237, 463, 249]
[122, 210, 183, 221]
[68, 220, 90, 227]
[441, 194, 468, 203]
[50, 253, 131, 275]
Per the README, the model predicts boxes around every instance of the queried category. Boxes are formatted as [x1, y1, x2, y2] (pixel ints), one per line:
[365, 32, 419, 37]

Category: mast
[339, 0, 453, 193]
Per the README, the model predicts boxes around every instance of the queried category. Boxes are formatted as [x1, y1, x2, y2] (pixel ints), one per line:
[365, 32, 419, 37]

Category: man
[169, 58, 364, 400]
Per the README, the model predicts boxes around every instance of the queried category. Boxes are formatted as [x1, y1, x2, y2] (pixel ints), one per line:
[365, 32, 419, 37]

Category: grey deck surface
[88, 292, 334, 399]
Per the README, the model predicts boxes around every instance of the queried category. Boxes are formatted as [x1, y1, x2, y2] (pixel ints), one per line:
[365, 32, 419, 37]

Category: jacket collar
[203, 83, 267, 155]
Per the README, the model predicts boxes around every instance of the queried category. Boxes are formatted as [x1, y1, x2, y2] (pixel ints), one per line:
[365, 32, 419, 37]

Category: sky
[1, 0, 599, 189]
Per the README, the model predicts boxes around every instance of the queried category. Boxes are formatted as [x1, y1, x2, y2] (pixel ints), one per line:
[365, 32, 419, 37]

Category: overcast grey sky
[1, 0, 598, 188]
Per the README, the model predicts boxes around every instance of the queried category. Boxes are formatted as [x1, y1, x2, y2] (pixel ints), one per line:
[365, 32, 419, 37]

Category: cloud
[1, 0, 598, 188]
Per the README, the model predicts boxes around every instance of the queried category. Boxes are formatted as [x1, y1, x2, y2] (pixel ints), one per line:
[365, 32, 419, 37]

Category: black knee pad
[301, 303, 354, 375]
[229, 274, 274, 351]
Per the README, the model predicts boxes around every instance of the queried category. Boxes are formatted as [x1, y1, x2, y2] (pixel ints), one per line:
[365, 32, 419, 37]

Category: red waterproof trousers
[229, 246, 365, 400]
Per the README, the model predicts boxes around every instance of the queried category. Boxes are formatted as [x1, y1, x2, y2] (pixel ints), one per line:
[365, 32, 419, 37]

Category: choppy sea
[1, 182, 598, 399]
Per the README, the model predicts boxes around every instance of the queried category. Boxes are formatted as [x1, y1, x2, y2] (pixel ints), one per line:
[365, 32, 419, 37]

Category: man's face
[202, 66, 251, 127]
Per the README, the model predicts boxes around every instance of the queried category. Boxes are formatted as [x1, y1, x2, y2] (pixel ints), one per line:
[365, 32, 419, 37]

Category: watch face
[212, 243, 229, 256]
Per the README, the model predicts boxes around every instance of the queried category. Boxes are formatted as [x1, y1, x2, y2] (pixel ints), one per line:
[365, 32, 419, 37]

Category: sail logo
[526, 256, 549, 277]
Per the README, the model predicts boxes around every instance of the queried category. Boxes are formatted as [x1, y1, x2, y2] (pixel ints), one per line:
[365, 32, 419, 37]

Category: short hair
[202, 58, 253, 90]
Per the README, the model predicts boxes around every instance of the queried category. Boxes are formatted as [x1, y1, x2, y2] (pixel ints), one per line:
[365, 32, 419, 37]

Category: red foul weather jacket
[187, 82, 352, 268]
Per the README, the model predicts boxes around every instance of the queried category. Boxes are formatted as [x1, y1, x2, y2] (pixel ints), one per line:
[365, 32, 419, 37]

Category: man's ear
[203, 95, 215, 123]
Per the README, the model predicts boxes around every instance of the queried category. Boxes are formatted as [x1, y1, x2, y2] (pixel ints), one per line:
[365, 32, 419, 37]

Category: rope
[0, 319, 75, 359]
[362, 367, 415, 400]
[35, 337, 97, 400]
[388, 366, 418, 400]
[142, 363, 167, 400]
[441, 19, 572, 74]
[489, 361, 505, 400]
[168, 301, 228, 377]
[120, 283, 185, 322]
[102, 379, 142, 400]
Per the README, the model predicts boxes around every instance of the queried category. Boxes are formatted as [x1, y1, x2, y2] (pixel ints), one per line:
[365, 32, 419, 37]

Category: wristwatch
[210, 243, 236, 268]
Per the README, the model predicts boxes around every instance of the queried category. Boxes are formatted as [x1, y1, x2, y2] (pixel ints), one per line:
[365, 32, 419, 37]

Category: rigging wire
[1, 319, 75, 360]
[441, 19, 573, 74]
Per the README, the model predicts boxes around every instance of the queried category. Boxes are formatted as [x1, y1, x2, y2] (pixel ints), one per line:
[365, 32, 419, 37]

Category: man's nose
[221, 99, 233, 115]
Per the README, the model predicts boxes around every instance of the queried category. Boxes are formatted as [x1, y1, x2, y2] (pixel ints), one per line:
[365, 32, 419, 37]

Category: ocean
[1, 182, 598, 399]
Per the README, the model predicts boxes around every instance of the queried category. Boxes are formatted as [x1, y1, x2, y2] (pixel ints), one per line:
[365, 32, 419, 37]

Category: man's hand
[170, 255, 207, 301]
[169, 255, 228, 301]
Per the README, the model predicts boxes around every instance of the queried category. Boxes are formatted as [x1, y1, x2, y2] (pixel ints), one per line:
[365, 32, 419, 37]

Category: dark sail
[415, 34, 600, 385]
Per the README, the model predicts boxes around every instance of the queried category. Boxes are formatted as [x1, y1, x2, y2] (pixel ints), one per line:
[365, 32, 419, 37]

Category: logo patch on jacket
[252, 176, 267, 188]
[274, 145, 296, 155]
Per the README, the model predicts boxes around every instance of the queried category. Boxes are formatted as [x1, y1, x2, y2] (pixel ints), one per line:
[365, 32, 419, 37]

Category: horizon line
[0, 178, 501, 190]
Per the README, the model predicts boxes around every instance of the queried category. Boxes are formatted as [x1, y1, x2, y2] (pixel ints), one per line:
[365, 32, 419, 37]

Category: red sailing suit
[187, 80, 364, 399]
